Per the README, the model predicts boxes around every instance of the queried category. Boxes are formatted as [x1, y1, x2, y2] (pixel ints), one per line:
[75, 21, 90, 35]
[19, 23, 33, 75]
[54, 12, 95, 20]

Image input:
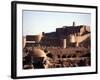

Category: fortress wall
[41, 38, 66, 48]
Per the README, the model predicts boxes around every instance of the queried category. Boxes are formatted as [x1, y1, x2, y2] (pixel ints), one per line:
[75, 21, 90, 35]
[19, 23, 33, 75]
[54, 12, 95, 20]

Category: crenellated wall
[23, 25, 90, 48]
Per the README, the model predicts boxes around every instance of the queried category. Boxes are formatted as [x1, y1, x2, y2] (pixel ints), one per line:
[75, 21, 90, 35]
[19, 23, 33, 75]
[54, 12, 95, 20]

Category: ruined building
[23, 22, 91, 69]
[23, 22, 90, 48]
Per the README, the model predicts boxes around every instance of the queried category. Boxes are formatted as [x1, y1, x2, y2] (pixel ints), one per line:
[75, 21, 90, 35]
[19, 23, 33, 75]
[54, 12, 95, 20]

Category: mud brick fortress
[23, 22, 91, 69]
[23, 22, 90, 48]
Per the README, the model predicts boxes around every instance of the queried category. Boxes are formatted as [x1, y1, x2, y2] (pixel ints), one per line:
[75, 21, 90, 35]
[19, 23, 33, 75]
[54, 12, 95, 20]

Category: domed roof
[32, 48, 46, 57]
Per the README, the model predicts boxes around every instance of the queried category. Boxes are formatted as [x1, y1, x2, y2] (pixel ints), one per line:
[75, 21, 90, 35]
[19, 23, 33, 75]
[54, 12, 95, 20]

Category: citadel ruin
[23, 22, 91, 69]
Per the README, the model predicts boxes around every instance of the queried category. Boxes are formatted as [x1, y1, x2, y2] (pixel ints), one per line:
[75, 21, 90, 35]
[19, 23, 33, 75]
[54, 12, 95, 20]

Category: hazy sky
[23, 10, 91, 36]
